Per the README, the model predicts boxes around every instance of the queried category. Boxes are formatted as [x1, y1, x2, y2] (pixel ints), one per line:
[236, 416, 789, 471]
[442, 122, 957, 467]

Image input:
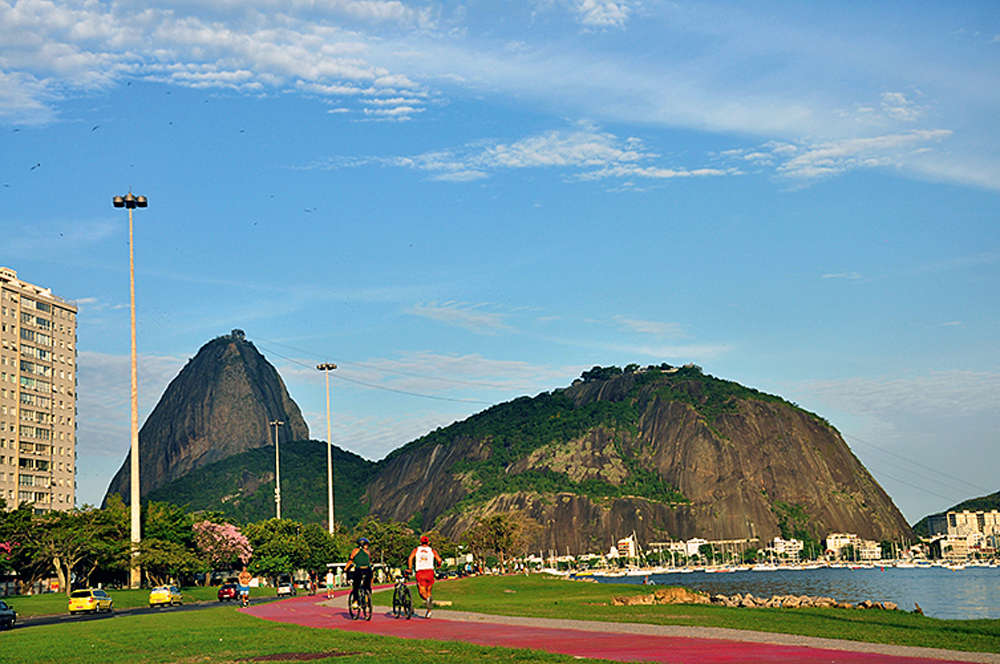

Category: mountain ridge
[364, 364, 913, 552]
[104, 330, 309, 506]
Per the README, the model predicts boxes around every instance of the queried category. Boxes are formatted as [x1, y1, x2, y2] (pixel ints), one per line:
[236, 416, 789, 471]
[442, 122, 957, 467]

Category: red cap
[420, 535, 430, 544]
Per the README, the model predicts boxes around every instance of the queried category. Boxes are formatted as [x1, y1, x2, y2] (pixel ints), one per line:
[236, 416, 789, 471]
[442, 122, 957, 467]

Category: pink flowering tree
[0, 541, 15, 574]
[193, 521, 252, 582]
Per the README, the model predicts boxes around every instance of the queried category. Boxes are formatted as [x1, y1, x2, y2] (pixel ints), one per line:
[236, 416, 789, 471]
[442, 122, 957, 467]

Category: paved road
[244, 589, 1000, 664]
[12, 596, 269, 630]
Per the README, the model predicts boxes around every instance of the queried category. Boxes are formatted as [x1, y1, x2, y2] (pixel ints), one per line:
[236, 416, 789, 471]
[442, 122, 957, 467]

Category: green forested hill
[144, 440, 378, 526]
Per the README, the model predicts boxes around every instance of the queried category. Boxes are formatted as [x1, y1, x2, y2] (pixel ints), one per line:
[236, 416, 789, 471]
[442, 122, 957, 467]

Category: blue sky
[1, 0, 998, 524]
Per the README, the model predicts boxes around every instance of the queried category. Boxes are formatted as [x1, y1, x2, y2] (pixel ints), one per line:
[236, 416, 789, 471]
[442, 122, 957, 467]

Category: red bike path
[244, 588, 998, 664]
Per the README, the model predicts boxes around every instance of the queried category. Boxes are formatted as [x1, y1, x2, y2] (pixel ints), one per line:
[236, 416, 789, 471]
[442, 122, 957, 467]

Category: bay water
[582, 566, 1000, 620]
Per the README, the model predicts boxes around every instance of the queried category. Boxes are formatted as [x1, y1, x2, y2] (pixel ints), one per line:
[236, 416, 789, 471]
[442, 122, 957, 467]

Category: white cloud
[406, 301, 514, 335]
[727, 129, 954, 181]
[797, 371, 1000, 519]
[285, 350, 575, 396]
[389, 126, 726, 182]
[0, 0, 433, 119]
[615, 316, 686, 337]
[73, 350, 187, 504]
[1, 1, 995, 192]
[574, 0, 633, 29]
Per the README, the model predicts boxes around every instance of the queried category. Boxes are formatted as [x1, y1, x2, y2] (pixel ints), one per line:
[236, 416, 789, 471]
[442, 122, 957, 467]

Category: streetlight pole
[113, 191, 147, 590]
[270, 420, 284, 519]
[317, 363, 337, 533]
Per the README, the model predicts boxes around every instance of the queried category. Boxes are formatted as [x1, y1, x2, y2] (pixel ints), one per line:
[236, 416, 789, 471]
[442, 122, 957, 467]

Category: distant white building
[825, 533, 881, 561]
[685, 538, 708, 558]
[770, 537, 804, 559]
[948, 510, 1000, 538]
[616, 535, 638, 560]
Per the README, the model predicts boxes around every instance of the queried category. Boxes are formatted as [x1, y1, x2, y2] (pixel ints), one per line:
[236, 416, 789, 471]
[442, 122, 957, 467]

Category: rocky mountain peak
[103, 331, 308, 506]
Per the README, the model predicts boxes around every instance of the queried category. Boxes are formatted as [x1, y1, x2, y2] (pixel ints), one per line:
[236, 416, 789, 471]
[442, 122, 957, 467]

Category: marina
[570, 563, 1000, 620]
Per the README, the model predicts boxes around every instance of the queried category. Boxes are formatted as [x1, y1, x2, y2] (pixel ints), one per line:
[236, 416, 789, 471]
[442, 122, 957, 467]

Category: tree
[351, 517, 415, 568]
[0, 502, 48, 592]
[136, 539, 204, 587]
[144, 502, 195, 547]
[244, 519, 309, 582]
[299, 523, 345, 572]
[193, 521, 253, 574]
[30, 507, 123, 595]
[76, 499, 130, 589]
[462, 512, 541, 572]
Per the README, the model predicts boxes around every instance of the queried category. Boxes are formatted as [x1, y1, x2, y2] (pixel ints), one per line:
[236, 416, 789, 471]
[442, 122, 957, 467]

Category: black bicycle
[391, 577, 413, 619]
[349, 586, 372, 621]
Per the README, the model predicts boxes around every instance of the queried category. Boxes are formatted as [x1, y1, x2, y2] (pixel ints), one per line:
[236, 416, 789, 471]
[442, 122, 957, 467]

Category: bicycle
[348, 586, 372, 621]
[391, 576, 413, 619]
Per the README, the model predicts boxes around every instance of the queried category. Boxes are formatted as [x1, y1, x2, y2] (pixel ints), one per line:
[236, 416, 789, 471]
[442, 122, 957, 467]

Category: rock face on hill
[364, 365, 912, 554]
[103, 330, 308, 505]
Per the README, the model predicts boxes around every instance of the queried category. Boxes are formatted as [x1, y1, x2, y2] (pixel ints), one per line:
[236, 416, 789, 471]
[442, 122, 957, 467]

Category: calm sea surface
[581, 566, 1000, 620]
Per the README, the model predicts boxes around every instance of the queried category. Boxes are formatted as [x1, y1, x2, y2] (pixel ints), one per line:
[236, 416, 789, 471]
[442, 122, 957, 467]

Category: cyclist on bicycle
[407, 535, 443, 617]
[345, 537, 373, 610]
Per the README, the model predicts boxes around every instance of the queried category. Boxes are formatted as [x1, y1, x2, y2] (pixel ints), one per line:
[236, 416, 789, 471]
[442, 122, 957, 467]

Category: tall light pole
[270, 420, 284, 519]
[317, 363, 337, 533]
[113, 191, 147, 590]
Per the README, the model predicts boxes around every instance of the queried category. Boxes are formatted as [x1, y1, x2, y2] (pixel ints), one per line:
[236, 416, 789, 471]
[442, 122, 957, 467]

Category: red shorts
[415, 569, 435, 594]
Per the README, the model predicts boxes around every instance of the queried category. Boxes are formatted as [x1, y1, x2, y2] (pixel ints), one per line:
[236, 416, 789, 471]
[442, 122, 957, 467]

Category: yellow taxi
[149, 585, 183, 608]
[68, 588, 114, 614]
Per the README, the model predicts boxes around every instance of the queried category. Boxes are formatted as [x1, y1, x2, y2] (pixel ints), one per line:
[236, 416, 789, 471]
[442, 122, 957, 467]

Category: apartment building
[0, 267, 77, 512]
[948, 510, 1000, 538]
[824, 532, 882, 561]
[941, 510, 1000, 559]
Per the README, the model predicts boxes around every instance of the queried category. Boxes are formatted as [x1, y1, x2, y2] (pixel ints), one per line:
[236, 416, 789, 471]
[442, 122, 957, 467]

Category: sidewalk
[244, 590, 1000, 664]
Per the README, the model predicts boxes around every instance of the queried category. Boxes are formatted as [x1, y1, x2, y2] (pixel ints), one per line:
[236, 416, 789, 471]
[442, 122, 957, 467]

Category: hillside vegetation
[393, 363, 808, 511]
[364, 364, 911, 552]
[144, 440, 378, 526]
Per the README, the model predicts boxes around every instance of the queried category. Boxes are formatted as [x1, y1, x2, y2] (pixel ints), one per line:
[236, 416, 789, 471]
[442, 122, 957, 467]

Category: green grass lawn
[377, 573, 1000, 654]
[1, 604, 596, 664]
[4, 574, 999, 663]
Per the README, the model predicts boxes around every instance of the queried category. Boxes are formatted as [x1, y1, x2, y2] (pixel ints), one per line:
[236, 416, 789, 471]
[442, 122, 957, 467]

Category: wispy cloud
[573, 0, 633, 29]
[802, 371, 1000, 419]
[406, 301, 514, 335]
[797, 371, 1000, 518]
[0, 2, 995, 191]
[0, 0, 438, 120]
[726, 127, 953, 182]
[283, 350, 575, 396]
[822, 272, 863, 280]
[388, 126, 727, 182]
[614, 316, 686, 337]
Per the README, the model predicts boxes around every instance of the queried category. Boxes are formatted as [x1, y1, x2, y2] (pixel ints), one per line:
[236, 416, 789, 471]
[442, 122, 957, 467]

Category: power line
[251, 333, 536, 391]
[862, 462, 965, 506]
[844, 432, 991, 496]
[255, 341, 493, 406]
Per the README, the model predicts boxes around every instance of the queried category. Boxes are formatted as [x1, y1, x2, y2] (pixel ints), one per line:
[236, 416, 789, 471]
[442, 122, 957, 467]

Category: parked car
[217, 582, 238, 602]
[0, 600, 15, 629]
[149, 585, 183, 607]
[276, 576, 296, 597]
[68, 588, 114, 614]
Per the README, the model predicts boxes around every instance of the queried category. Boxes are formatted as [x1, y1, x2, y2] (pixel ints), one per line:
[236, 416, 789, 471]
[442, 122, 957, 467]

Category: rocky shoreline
[612, 587, 900, 611]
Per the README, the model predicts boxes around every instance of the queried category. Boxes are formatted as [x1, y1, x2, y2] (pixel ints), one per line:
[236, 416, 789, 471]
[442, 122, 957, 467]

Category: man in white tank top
[407, 535, 443, 617]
